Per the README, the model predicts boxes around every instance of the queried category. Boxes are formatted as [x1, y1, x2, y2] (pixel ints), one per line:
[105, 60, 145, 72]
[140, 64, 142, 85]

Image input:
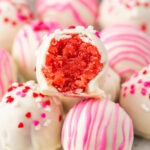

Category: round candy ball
[99, 0, 150, 35]
[101, 24, 150, 82]
[36, 0, 99, 27]
[120, 65, 150, 139]
[0, 0, 33, 52]
[62, 98, 134, 150]
[12, 20, 63, 80]
[0, 81, 63, 150]
[0, 48, 17, 99]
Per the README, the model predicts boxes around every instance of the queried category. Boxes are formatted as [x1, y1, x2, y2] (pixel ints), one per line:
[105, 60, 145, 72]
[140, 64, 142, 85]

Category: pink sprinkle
[16, 91, 26, 97]
[130, 84, 135, 89]
[144, 82, 150, 87]
[40, 102, 46, 108]
[95, 31, 100, 39]
[123, 93, 126, 97]
[130, 89, 135, 94]
[141, 88, 147, 96]
[41, 113, 46, 118]
[33, 120, 39, 126]
[126, 77, 131, 82]
[138, 79, 142, 84]
[134, 72, 138, 78]
[124, 86, 128, 91]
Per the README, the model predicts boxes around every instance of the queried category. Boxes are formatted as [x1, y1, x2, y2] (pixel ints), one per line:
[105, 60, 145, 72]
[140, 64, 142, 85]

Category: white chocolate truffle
[36, 26, 108, 100]
[0, 81, 63, 150]
[99, 0, 150, 35]
[0, 0, 33, 52]
[36, 0, 99, 27]
[101, 68, 120, 101]
[101, 24, 150, 82]
[120, 65, 150, 139]
[62, 98, 134, 150]
[0, 48, 17, 100]
[12, 20, 63, 81]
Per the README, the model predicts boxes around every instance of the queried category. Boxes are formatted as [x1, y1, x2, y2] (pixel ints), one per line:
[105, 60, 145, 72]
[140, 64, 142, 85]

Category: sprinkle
[8, 86, 17, 92]
[44, 120, 51, 126]
[141, 88, 147, 96]
[18, 122, 24, 128]
[4, 17, 9, 22]
[16, 91, 26, 97]
[144, 82, 150, 87]
[144, 2, 149, 7]
[35, 125, 41, 130]
[12, 21, 17, 26]
[68, 26, 76, 29]
[141, 23, 147, 32]
[44, 106, 51, 112]
[6, 96, 14, 103]
[18, 83, 23, 87]
[33, 93, 38, 98]
[39, 93, 45, 97]
[138, 79, 142, 84]
[124, 86, 128, 91]
[130, 84, 135, 89]
[33, 120, 39, 126]
[25, 112, 31, 118]
[41, 113, 46, 118]
[141, 104, 150, 112]
[40, 102, 46, 108]
[95, 31, 100, 39]
[130, 89, 135, 94]
[45, 100, 51, 106]
[59, 115, 62, 122]
[143, 70, 147, 74]
[123, 93, 126, 97]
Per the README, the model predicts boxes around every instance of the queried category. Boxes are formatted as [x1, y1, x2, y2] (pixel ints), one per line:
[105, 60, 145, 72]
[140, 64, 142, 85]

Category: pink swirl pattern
[101, 24, 150, 79]
[62, 99, 133, 150]
[36, 0, 98, 26]
[0, 49, 15, 99]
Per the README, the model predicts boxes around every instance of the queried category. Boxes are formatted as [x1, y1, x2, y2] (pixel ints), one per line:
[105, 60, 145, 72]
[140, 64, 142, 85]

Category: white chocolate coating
[101, 68, 120, 101]
[62, 98, 134, 150]
[0, 48, 17, 100]
[36, 26, 108, 99]
[12, 20, 63, 81]
[101, 24, 150, 82]
[99, 0, 150, 35]
[36, 0, 99, 27]
[120, 65, 150, 139]
[0, 81, 63, 150]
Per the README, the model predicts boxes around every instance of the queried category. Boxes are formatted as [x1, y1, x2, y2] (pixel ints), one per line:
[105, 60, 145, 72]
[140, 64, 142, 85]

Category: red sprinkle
[18, 83, 24, 87]
[136, 1, 140, 6]
[141, 23, 147, 32]
[39, 93, 45, 97]
[45, 100, 51, 106]
[59, 115, 62, 122]
[8, 86, 17, 92]
[4, 17, 9, 22]
[33, 93, 38, 98]
[68, 26, 76, 29]
[12, 21, 17, 26]
[6, 96, 14, 103]
[144, 2, 149, 7]
[25, 112, 31, 118]
[18, 122, 24, 128]
[143, 70, 147, 74]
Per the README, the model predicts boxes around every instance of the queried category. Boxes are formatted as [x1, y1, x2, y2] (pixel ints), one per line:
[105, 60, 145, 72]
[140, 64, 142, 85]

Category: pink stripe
[94, 100, 108, 150]
[113, 104, 119, 150]
[129, 119, 133, 144]
[37, 2, 87, 26]
[118, 116, 126, 150]
[110, 56, 146, 68]
[98, 110, 112, 150]
[85, 99, 99, 150]
[108, 44, 150, 58]
[118, 68, 137, 76]
[83, 100, 93, 149]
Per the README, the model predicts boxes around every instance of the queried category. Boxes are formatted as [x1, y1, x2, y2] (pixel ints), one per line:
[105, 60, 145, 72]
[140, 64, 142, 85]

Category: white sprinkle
[35, 125, 41, 130]
[55, 34, 72, 41]
[43, 120, 51, 126]
[35, 97, 42, 103]
[44, 106, 51, 112]
[141, 104, 150, 112]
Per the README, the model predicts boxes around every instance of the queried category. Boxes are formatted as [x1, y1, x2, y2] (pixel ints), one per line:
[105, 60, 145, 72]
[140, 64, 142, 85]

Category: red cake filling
[42, 34, 103, 94]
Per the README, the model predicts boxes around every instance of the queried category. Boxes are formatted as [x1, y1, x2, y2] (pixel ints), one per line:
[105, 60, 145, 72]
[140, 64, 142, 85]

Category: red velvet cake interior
[42, 34, 103, 94]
